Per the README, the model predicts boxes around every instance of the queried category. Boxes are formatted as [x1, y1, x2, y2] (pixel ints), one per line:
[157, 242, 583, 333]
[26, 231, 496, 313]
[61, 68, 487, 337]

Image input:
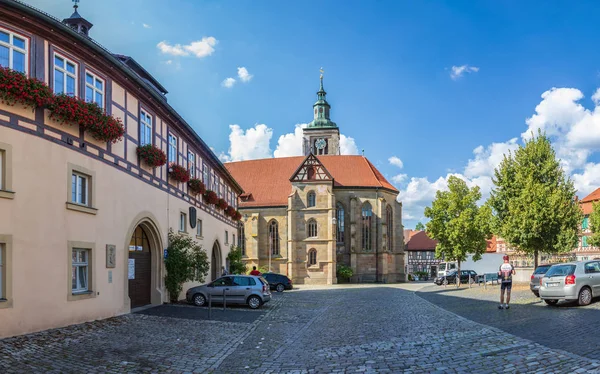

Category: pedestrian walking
[249, 266, 261, 276]
[498, 255, 516, 309]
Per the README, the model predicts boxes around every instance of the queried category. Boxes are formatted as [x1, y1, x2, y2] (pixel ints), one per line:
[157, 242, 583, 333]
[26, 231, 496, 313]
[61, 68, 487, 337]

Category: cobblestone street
[2, 285, 600, 373]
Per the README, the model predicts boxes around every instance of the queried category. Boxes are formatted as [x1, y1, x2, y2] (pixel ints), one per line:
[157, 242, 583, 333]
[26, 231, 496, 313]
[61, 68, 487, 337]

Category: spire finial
[319, 67, 324, 90]
[72, 0, 80, 10]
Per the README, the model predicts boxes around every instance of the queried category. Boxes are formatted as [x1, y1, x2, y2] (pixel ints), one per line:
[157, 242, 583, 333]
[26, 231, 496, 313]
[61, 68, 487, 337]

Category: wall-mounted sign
[128, 245, 136, 252]
[136, 246, 143, 251]
[128, 259, 135, 279]
[189, 207, 197, 229]
[106, 245, 116, 268]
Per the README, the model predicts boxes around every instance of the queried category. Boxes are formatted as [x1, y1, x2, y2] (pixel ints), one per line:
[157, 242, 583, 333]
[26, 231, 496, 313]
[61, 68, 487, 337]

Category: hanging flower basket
[137, 144, 167, 168]
[203, 190, 218, 205]
[233, 211, 242, 221]
[188, 178, 206, 195]
[225, 206, 236, 217]
[168, 163, 190, 183]
[0, 67, 53, 109]
[216, 198, 228, 210]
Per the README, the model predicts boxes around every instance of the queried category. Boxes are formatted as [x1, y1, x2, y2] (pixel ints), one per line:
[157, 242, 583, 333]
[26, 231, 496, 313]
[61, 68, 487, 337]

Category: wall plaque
[106, 244, 116, 268]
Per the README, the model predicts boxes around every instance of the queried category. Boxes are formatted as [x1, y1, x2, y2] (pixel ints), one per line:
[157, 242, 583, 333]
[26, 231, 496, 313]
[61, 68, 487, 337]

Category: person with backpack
[498, 255, 516, 309]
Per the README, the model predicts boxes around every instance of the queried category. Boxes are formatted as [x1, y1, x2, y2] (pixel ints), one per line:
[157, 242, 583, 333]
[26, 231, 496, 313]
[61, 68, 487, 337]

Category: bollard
[484, 274, 487, 290]
[208, 293, 212, 320]
[223, 289, 227, 311]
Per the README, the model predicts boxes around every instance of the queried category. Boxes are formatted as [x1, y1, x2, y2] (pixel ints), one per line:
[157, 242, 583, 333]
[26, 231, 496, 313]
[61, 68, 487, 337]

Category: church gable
[290, 154, 333, 182]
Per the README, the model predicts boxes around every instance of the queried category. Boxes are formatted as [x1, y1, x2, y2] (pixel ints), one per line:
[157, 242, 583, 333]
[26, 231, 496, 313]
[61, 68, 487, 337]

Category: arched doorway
[128, 226, 152, 308]
[211, 241, 222, 281]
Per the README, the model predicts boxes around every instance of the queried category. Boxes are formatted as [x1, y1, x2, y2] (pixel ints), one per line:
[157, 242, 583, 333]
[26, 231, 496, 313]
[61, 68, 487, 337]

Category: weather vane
[320, 67, 324, 79]
[72, 0, 80, 10]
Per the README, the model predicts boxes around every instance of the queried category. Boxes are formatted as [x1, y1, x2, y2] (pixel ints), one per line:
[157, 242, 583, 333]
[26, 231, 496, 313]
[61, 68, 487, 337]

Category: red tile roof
[486, 236, 497, 253]
[405, 231, 438, 251]
[225, 155, 398, 208]
[581, 188, 600, 203]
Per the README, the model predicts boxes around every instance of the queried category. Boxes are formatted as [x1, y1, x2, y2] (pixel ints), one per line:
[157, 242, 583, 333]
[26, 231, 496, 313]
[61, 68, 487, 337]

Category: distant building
[577, 189, 600, 261]
[405, 230, 439, 278]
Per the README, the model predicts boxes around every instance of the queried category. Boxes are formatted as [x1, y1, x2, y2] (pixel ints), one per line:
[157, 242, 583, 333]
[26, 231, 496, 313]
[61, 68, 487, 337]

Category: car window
[258, 277, 268, 285]
[212, 277, 233, 286]
[248, 277, 256, 286]
[233, 276, 250, 286]
[545, 265, 576, 277]
[584, 261, 600, 274]
[449, 263, 456, 270]
[533, 265, 551, 275]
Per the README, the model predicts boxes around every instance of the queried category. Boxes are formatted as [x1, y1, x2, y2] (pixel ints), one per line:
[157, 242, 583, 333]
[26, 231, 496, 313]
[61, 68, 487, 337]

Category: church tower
[303, 69, 340, 156]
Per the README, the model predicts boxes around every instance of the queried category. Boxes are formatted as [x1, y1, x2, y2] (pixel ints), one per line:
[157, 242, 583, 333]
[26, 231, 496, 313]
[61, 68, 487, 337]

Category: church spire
[63, 0, 94, 37]
[308, 67, 337, 129]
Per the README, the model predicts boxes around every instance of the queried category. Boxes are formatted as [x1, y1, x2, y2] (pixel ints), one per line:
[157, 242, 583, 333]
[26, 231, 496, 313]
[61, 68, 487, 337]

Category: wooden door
[129, 226, 152, 308]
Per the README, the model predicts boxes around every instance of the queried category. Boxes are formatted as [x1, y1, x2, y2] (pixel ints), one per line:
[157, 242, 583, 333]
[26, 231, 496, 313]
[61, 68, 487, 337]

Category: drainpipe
[375, 188, 379, 283]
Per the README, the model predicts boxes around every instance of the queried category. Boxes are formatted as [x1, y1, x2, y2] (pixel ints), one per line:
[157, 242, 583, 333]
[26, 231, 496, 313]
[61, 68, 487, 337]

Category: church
[225, 74, 405, 284]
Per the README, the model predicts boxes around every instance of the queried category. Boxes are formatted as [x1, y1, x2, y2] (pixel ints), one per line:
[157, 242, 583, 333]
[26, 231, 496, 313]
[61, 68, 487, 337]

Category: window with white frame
[0, 28, 27, 74]
[0, 243, 4, 299]
[188, 151, 195, 178]
[72, 248, 89, 293]
[179, 212, 186, 232]
[202, 162, 209, 184]
[54, 53, 77, 96]
[71, 172, 89, 206]
[197, 219, 203, 237]
[85, 71, 104, 108]
[168, 133, 177, 163]
[139, 110, 152, 146]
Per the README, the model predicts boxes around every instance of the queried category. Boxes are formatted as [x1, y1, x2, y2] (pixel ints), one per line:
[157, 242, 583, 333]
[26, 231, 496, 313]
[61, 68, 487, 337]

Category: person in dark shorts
[498, 255, 516, 309]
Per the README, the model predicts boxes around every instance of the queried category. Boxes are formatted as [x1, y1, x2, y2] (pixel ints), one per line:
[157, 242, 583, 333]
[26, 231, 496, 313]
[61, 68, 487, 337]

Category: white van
[437, 262, 457, 277]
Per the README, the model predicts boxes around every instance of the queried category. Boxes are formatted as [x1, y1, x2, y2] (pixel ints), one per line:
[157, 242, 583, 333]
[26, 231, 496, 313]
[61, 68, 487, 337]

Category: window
[139, 110, 152, 146]
[203, 162, 209, 184]
[54, 53, 77, 96]
[188, 152, 195, 178]
[386, 205, 393, 251]
[336, 202, 345, 244]
[197, 219, 203, 237]
[233, 234, 235, 247]
[225, 231, 229, 244]
[239, 222, 246, 256]
[583, 236, 589, 247]
[72, 249, 89, 293]
[583, 217, 589, 230]
[0, 28, 28, 74]
[307, 219, 318, 238]
[179, 212, 186, 232]
[0, 244, 4, 300]
[71, 172, 88, 205]
[307, 191, 316, 207]
[168, 134, 177, 163]
[362, 202, 372, 251]
[269, 220, 280, 256]
[308, 249, 317, 266]
[85, 71, 104, 108]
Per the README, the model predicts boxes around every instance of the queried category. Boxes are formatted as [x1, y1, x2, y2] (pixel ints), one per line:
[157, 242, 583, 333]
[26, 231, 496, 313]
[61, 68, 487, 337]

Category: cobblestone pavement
[2, 285, 600, 373]
[417, 282, 600, 360]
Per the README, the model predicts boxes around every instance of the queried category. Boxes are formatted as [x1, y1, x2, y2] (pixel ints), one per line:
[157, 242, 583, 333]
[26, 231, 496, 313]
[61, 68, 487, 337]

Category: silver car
[539, 261, 600, 306]
[185, 275, 271, 309]
[530, 264, 553, 297]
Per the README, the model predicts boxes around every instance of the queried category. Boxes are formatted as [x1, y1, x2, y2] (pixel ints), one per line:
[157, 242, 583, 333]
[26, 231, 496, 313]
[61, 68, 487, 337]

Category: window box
[137, 144, 167, 168]
[203, 190, 218, 205]
[216, 198, 228, 210]
[0, 67, 53, 109]
[188, 178, 206, 195]
[169, 164, 190, 183]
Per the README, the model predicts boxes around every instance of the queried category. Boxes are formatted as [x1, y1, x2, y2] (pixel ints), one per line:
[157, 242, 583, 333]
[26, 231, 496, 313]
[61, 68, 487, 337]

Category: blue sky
[23, 0, 600, 228]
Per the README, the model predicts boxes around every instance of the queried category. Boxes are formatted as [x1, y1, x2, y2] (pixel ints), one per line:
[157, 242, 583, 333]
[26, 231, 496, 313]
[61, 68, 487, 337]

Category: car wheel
[533, 291, 539, 298]
[248, 295, 262, 309]
[578, 287, 592, 306]
[193, 294, 206, 307]
[544, 299, 558, 306]
[276, 283, 285, 293]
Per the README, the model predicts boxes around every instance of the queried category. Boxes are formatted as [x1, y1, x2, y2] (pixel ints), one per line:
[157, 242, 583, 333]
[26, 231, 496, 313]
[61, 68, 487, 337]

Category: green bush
[258, 265, 270, 274]
[227, 245, 247, 274]
[164, 230, 209, 303]
[336, 264, 353, 280]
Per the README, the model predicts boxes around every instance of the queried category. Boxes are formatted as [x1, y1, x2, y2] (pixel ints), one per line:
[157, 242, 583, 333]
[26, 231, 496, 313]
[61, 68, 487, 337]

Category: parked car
[539, 261, 600, 306]
[434, 270, 478, 285]
[262, 272, 293, 292]
[530, 264, 553, 297]
[185, 275, 271, 309]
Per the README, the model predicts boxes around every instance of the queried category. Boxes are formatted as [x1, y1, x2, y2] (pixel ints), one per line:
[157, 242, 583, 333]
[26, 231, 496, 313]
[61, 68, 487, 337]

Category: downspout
[375, 188, 379, 283]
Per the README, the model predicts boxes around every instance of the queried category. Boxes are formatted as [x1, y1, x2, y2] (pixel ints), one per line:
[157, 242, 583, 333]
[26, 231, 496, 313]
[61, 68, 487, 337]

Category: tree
[424, 176, 492, 286]
[227, 245, 248, 274]
[587, 202, 600, 247]
[164, 230, 209, 303]
[415, 222, 425, 231]
[488, 131, 581, 268]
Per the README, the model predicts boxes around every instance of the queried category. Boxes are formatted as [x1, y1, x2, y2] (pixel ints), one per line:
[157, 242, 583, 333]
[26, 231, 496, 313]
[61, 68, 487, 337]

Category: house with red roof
[405, 230, 439, 278]
[225, 75, 404, 285]
[576, 188, 600, 261]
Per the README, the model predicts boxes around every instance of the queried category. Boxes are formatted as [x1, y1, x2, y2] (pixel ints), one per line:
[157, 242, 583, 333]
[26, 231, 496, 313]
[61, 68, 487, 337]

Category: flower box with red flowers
[203, 190, 218, 205]
[0, 67, 53, 109]
[216, 198, 228, 210]
[168, 163, 190, 183]
[233, 211, 242, 221]
[188, 178, 206, 195]
[225, 206, 236, 217]
[137, 144, 167, 168]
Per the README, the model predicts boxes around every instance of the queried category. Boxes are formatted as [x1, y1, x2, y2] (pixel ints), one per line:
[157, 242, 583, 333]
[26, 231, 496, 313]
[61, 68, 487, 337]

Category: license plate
[546, 283, 559, 287]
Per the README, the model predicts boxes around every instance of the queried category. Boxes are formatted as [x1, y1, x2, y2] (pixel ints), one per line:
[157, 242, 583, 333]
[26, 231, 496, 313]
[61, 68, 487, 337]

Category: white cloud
[340, 134, 359, 155]
[274, 124, 306, 158]
[225, 124, 273, 162]
[237, 67, 253, 83]
[221, 78, 236, 88]
[143, 23, 151, 29]
[450, 65, 479, 80]
[391, 174, 407, 184]
[572, 162, 600, 199]
[157, 37, 217, 58]
[464, 139, 519, 178]
[388, 156, 404, 169]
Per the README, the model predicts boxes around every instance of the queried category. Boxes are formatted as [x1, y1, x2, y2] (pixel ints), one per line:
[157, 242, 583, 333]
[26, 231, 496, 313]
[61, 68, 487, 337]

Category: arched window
[269, 220, 280, 256]
[238, 222, 246, 256]
[308, 249, 317, 266]
[307, 219, 318, 238]
[362, 202, 372, 251]
[336, 202, 345, 244]
[386, 205, 393, 251]
[307, 191, 316, 207]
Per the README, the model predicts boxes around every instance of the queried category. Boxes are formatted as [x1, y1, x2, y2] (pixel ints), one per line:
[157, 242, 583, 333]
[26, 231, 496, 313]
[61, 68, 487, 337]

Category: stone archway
[211, 241, 222, 281]
[123, 214, 164, 310]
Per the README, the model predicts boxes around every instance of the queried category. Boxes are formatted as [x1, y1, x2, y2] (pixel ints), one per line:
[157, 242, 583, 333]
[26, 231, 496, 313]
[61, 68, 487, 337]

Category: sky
[22, 0, 600, 228]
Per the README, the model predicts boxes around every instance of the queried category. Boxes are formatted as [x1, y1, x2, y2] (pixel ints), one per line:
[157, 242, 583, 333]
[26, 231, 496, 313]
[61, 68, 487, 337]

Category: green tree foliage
[424, 176, 492, 286]
[587, 202, 600, 247]
[336, 264, 354, 282]
[415, 222, 425, 231]
[164, 230, 209, 302]
[488, 132, 581, 267]
[227, 245, 247, 274]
